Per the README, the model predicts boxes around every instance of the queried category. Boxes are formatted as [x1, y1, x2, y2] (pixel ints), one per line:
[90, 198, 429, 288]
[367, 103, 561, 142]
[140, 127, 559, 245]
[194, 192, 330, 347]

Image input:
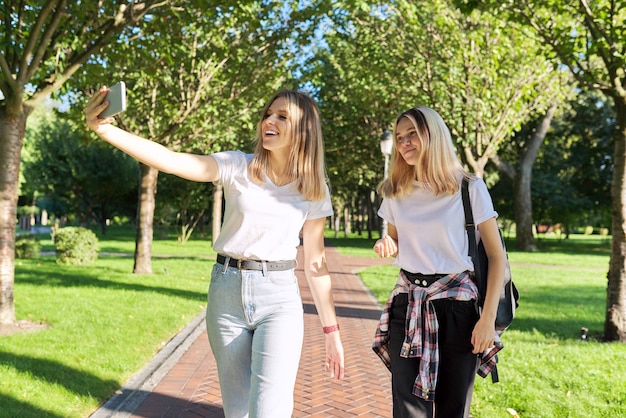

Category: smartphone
[99, 81, 126, 118]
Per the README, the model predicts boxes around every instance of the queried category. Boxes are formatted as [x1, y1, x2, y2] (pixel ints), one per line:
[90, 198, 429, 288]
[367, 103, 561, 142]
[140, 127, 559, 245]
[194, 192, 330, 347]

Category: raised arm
[84, 86, 219, 183]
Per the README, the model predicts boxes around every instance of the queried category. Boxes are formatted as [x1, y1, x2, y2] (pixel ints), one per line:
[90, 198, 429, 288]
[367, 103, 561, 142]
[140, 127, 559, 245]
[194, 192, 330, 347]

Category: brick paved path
[96, 245, 394, 417]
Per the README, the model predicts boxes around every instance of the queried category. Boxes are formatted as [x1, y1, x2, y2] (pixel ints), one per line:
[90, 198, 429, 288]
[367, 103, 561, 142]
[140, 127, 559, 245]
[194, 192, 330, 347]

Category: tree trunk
[513, 172, 535, 251]
[334, 205, 341, 239]
[0, 111, 26, 324]
[463, 146, 489, 180]
[212, 183, 223, 246]
[606, 99, 626, 342]
[133, 164, 158, 274]
[367, 190, 374, 240]
[356, 195, 363, 236]
[343, 205, 351, 237]
[515, 103, 557, 251]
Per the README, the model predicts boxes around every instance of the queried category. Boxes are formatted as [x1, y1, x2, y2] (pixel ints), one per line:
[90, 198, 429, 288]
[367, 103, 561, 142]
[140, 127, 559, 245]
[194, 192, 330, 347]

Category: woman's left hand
[373, 235, 398, 258]
[324, 332, 345, 380]
[471, 315, 496, 354]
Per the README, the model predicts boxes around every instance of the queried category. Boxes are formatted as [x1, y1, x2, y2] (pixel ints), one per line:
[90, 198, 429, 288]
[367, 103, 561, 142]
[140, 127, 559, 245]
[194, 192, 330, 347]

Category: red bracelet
[323, 324, 340, 334]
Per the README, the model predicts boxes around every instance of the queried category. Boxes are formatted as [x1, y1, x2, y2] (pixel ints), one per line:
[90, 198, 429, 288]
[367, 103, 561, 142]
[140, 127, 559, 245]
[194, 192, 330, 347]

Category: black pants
[388, 294, 480, 418]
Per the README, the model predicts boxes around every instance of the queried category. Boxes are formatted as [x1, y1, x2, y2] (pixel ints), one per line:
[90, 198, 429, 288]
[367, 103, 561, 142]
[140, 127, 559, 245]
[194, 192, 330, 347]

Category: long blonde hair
[248, 90, 328, 201]
[378, 106, 469, 198]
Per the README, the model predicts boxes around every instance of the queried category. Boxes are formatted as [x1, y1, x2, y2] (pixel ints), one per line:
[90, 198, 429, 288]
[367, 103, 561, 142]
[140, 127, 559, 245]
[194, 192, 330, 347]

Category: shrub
[53, 226, 99, 265]
[15, 234, 41, 259]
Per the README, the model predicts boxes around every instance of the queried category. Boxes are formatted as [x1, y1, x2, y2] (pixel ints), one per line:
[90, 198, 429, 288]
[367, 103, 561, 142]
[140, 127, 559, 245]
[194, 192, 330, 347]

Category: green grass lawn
[2, 225, 215, 418]
[354, 233, 625, 418]
[2, 227, 624, 417]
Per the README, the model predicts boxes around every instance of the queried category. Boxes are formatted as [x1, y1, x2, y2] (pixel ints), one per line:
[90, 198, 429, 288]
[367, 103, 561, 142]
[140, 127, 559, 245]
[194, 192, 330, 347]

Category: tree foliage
[304, 3, 399, 213]
[533, 89, 614, 231]
[22, 111, 138, 232]
[457, 0, 626, 341]
[155, 172, 214, 243]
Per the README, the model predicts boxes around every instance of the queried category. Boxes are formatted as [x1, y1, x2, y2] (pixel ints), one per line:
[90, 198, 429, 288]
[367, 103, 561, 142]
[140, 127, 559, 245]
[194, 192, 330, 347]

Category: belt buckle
[237, 259, 244, 270]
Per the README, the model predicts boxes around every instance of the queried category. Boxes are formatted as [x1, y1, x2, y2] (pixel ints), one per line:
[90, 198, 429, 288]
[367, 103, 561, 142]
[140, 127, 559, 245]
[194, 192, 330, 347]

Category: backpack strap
[461, 178, 485, 301]
[462, 178, 500, 383]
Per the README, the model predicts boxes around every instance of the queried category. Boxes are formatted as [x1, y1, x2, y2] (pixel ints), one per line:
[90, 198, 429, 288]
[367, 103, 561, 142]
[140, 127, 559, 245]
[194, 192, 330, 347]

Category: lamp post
[380, 130, 393, 237]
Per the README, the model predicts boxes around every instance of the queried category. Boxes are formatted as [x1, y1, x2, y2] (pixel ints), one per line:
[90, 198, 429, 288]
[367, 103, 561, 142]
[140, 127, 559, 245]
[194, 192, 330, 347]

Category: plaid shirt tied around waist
[372, 270, 502, 401]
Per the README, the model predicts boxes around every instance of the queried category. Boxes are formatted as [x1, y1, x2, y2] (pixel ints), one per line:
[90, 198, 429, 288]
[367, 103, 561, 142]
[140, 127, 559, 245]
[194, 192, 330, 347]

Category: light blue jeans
[206, 261, 304, 418]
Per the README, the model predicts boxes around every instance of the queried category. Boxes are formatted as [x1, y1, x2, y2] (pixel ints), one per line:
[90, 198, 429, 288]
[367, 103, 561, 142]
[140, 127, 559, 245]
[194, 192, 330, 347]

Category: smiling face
[260, 96, 293, 153]
[395, 116, 423, 166]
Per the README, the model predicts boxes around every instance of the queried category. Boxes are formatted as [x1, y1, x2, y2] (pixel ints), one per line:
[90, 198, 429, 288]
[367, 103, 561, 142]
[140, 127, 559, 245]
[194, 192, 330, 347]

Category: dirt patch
[0, 320, 50, 337]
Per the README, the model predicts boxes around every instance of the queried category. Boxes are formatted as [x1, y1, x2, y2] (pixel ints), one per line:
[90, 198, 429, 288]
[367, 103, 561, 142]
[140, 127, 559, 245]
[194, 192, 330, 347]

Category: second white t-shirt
[378, 177, 497, 275]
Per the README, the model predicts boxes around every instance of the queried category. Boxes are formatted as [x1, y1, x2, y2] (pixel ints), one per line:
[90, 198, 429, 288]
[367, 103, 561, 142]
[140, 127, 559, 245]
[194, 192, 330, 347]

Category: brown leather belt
[217, 254, 297, 271]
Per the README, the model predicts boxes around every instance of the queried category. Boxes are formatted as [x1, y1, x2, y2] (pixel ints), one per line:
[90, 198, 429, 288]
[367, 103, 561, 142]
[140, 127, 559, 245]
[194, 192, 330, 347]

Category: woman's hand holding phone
[99, 81, 126, 118]
[85, 83, 126, 132]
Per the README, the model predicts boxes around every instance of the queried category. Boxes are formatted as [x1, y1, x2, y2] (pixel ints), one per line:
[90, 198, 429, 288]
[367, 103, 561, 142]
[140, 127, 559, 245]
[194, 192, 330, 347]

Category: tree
[0, 1, 176, 325]
[461, 0, 626, 343]
[491, 103, 559, 250]
[531, 88, 613, 235]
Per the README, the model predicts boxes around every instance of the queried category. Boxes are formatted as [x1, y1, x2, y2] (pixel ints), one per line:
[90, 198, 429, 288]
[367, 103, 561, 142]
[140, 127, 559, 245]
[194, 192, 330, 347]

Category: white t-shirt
[212, 151, 333, 261]
[378, 177, 497, 275]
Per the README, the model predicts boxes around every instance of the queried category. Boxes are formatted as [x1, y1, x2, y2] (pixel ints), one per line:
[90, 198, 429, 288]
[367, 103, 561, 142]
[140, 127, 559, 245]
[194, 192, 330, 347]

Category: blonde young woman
[372, 107, 506, 418]
[85, 88, 345, 418]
